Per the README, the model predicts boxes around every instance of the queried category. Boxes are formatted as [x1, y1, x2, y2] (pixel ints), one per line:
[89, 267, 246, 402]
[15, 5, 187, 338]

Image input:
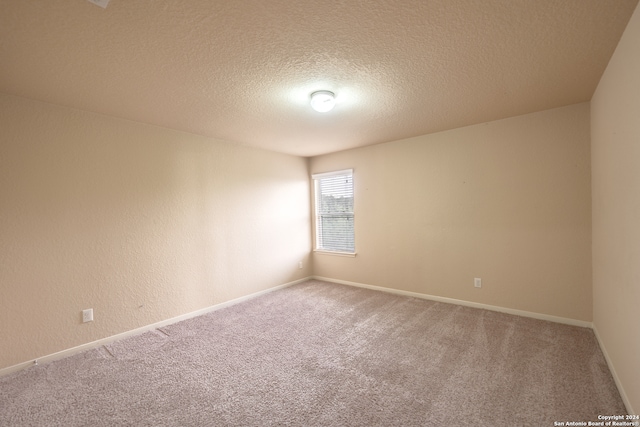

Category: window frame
[311, 169, 356, 256]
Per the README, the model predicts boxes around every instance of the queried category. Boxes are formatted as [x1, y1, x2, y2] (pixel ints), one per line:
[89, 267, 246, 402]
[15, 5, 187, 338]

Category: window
[312, 169, 355, 254]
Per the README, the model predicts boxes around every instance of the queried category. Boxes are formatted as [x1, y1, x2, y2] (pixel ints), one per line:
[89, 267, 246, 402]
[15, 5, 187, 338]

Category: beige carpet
[0, 280, 626, 426]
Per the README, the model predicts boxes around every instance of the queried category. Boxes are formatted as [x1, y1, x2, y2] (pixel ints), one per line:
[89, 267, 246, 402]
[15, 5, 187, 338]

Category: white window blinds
[312, 169, 354, 253]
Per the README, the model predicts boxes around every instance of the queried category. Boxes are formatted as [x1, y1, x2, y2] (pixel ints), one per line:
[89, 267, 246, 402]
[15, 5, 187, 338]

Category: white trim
[313, 250, 356, 257]
[311, 168, 353, 179]
[4, 275, 630, 413]
[0, 360, 36, 377]
[592, 324, 635, 415]
[0, 277, 311, 378]
[312, 276, 593, 328]
[312, 169, 355, 254]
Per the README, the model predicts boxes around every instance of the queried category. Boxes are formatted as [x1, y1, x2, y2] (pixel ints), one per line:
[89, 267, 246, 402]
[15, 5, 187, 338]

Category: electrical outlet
[474, 278, 482, 288]
[82, 308, 94, 323]
[298, 261, 303, 269]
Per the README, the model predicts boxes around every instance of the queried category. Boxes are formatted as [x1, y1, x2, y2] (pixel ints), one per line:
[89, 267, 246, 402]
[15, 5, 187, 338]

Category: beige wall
[311, 103, 592, 321]
[591, 3, 640, 414]
[0, 94, 311, 370]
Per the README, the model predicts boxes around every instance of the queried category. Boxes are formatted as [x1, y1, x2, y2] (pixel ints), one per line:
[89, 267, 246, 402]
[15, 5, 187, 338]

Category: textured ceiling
[1, 0, 638, 157]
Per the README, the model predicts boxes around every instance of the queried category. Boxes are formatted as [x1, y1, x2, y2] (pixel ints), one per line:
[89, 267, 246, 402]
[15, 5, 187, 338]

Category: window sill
[313, 250, 357, 258]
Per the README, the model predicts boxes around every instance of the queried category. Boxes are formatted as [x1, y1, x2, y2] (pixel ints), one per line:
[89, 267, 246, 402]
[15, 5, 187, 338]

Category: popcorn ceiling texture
[1, 2, 639, 412]
[0, 94, 311, 369]
[0, 0, 637, 156]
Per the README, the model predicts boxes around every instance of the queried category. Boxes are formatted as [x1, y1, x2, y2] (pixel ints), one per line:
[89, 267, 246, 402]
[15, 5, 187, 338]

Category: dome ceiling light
[310, 90, 336, 113]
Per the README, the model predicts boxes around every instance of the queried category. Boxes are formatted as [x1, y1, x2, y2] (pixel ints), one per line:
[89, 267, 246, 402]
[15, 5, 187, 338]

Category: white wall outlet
[298, 261, 303, 269]
[474, 278, 482, 288]
[82, 308, 94, 323]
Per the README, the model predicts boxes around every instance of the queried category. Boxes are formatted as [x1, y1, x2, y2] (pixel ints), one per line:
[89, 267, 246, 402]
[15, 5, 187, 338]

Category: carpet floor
[0, 280, 626, 426]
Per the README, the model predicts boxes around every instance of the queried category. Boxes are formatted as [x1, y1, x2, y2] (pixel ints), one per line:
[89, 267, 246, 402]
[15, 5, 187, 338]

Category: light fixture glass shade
[310, 90, 335, 112]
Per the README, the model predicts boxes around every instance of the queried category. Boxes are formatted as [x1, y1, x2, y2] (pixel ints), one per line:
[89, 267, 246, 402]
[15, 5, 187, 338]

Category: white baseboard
[4, 275, 631, 414]
[312, 276, 593, 328]
[0, 276, 311, 378]
[592, 324, 635, 415]
[320, 276, 636, 413]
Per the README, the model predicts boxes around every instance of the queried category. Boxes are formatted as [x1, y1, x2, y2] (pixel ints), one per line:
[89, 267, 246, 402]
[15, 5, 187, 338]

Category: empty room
[1, 0, 639, 425]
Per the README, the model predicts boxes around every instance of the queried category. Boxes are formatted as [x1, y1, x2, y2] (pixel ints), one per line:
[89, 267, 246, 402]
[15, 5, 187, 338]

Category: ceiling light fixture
[310, 90, 336, 113]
